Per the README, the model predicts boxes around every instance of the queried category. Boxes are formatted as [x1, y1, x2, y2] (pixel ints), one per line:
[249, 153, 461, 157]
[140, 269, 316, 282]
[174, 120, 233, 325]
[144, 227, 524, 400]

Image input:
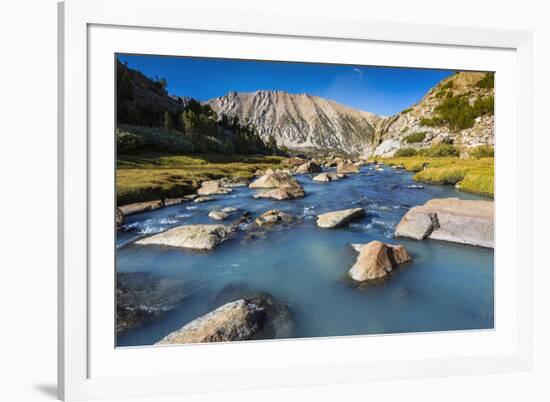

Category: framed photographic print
[58, 0, 533, 400]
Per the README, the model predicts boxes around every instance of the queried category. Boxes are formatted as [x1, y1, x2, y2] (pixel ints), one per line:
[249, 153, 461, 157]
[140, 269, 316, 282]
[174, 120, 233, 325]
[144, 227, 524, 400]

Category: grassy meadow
[117, 153, 285, 205]
[375, 154, 494, 197]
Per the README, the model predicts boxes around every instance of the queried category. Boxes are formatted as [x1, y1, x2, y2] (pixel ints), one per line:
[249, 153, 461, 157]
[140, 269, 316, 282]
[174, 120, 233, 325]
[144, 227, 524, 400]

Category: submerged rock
[395, 198, 494, 248]
[135, 224, 234, 251]
[221, 206, 239, 213]
[116, 272, 195, 335]
[156, 293, 293, 345]
[208, 210, 230, 221]
[336, 162, 360, 174]
[254, 209, 293, 226]
[316, 208, 365, 228]
[194, 196, 216, 203]
[197, 180, 232, 195]
[209, 207, 240, 221]
[164, 197, 189, 206]
[348, 241, 412, 282]
[295, 161, 322, 174]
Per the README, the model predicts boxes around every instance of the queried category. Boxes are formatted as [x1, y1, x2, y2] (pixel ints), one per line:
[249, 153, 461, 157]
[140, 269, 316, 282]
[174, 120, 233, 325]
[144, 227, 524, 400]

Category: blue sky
[118, 54, 454, 116]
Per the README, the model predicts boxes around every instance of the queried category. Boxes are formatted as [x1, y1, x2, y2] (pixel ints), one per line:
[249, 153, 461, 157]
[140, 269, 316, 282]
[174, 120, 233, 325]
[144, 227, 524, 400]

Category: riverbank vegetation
[375, 145, 494, 197]
[117, 153, 285, 205]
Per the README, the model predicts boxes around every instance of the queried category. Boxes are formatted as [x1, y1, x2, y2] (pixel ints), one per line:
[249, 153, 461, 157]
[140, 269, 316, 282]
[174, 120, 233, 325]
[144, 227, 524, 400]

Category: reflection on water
[116, 167, 494, 346]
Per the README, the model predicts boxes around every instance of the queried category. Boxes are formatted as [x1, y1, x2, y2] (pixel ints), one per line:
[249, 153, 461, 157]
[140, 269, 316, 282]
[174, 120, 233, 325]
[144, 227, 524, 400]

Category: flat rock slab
[194, 196, 216, 203]
[349, 240, 412, 282]
[119, 200, 164, 215]
[135, 224, 233, 251]
[197, 180, 232, 195]
[395, 197, 494, 248]
[316, 208, 365, 228]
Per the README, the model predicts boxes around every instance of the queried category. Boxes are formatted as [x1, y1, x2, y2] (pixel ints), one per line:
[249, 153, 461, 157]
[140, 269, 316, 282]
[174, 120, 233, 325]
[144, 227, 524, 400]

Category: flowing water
[116, 166, 494, 347]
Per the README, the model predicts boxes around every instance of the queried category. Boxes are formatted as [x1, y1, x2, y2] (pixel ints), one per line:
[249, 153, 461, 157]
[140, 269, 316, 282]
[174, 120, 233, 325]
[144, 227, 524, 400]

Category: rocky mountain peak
[207, 90, 382, 155]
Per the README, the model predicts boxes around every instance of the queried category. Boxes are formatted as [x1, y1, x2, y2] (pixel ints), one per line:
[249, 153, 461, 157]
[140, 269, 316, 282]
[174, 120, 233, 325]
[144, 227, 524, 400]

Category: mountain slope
[373, 71, 494, 157]
[207, 91, 382, 155]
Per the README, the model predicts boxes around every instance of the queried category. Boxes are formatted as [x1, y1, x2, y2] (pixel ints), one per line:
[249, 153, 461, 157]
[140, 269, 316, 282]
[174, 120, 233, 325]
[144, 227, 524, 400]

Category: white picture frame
[58, 0, 533, 400]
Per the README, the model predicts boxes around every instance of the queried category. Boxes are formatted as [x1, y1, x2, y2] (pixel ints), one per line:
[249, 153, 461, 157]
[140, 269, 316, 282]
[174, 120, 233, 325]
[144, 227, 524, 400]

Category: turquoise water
[116, 166, 494, 347]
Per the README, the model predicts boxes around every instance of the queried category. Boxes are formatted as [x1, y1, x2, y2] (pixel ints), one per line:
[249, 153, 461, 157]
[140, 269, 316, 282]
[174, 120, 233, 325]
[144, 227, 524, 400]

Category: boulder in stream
[336, 162, 360, 174]
[254, 209, 293, 226]
[135, 224, 234, 251]
[156, 293, 293, 345]
[295, 161, 322, 174]
[250, 170, 299, 189]
[316, 208, 365, 228]
[348, 241, 412, 282]
[395, 198, 494, 248]
[312, 172, 345, 182]
[194, 196, 216, 203]
[197, 180, 232, 195]
[208, 210, 230, 221]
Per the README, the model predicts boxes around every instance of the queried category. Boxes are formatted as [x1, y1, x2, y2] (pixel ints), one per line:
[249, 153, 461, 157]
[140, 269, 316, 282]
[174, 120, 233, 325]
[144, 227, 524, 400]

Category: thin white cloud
[353, 68, 364, 79]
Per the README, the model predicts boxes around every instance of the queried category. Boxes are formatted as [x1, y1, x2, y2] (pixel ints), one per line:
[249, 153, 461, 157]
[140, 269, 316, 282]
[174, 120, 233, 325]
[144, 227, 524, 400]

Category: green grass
[394, 148, 419, 158]
[401, 107, 413, 114]
[374, 155, 494, 197]
[403, 131, 427, 144]
[117, 153, 285, 205]
[469, 145, 494, 159]
[393, 144, 459, 158]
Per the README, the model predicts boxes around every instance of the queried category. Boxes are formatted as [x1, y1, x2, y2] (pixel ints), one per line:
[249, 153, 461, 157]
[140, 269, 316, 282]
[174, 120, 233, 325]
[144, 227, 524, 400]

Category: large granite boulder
[395, 198, 494, 248]
[249, 170, 305, 200]
[348, 241, 412, 282]
[254, 182, 306, 200]
[249, 170, 292, 188]
[316, 208, 365, 228]
[135, 224, 234, 251]
[116, 272, 196, 335]
[295, 161, 322, 174]
[156, 293, 292, 345]
[336, 162, 360, 174]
